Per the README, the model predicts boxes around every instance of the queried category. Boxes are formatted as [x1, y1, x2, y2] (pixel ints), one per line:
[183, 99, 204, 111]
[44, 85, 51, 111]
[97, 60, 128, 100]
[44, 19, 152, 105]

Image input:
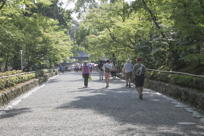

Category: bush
[35, 69, 49, 77]
[147, 70, 204, 91]
[0, 72, 36, 90]
[35, 69, 58, 77]
[0, 70, 22, 77]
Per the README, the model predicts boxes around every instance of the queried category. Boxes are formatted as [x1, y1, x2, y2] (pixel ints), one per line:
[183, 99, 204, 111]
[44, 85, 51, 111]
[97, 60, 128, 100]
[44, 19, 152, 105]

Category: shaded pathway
[0, 72, 203, 136]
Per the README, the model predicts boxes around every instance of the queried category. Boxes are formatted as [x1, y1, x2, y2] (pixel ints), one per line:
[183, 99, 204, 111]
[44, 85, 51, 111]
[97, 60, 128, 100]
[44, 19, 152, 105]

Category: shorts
[104, 72, 110, 79]
[125, 72, 132, 80]
[134, 76, 145, 87]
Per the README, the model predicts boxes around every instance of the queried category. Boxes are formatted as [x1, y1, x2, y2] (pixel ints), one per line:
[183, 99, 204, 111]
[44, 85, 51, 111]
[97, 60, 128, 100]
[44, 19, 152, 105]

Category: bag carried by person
[135, 64, 145, 76]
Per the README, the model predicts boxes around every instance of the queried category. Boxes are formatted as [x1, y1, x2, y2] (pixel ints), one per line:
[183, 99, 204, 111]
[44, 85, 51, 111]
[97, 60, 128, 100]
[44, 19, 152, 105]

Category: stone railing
[145, 69, 204, 111]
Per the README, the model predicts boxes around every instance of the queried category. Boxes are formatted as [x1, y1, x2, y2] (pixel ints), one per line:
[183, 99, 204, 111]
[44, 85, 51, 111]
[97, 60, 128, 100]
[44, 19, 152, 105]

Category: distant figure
[103, 60, 112, 88]
[123, 59, 133, 88]
[88, 63, 93, 72]
[98, 60, 104, 80]
[111, 62, 117, 79]
[133, 57, 146, 100]
[82, 62, 90, 88]
[59, 64, 64, 73]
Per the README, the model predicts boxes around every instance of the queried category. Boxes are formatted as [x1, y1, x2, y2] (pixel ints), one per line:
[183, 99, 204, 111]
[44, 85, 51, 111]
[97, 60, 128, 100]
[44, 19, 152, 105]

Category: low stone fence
[117, 72, 204, 111]
[0, 71, 58, 106]
[0, 79, 39, 106]
[145, 79, 204, 111]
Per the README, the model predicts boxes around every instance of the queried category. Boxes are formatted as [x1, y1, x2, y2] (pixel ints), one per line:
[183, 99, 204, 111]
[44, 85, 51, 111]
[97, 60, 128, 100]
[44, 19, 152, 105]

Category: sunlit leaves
[0, 0, 73, 70]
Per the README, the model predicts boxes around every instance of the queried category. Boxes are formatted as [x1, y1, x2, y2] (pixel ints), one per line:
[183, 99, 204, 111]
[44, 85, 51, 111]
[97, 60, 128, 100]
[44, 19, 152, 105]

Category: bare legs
[105, 73, 110, 88]
[99, 71, 104, 80]
[105, 77, 109, 88]
[136, 87, 143, 100]
[125, 72, 132, 88]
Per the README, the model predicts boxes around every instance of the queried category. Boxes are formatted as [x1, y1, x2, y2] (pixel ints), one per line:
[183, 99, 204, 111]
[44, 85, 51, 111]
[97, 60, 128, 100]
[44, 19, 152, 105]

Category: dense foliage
[147, 70, 204, 91]
[0, 0, 73, 71]
[0, 72, 36, 90]
[73, 0, 204, 74]
[0, 70, 22, 77]
[1, 0, 204, 74]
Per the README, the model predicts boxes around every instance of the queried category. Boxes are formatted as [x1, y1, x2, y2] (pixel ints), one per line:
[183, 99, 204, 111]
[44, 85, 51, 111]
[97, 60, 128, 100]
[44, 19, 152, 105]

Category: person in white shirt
[123, 59, 133, 88]
[103, 60, 112, 88]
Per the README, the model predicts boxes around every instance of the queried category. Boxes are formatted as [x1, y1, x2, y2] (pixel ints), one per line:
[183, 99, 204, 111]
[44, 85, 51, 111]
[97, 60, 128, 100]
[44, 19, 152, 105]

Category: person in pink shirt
[82, 62, 90, 88]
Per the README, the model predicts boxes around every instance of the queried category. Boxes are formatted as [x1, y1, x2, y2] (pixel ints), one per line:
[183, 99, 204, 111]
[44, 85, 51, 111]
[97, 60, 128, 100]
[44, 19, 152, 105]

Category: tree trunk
[141, 0, 166, 38]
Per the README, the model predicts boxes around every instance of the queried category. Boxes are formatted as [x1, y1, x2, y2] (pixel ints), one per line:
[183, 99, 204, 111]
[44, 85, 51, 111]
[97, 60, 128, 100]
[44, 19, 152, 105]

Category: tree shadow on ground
[56, 87, 204, 136]
[0, 108, 31, 119]
[47, 79, 60, 84]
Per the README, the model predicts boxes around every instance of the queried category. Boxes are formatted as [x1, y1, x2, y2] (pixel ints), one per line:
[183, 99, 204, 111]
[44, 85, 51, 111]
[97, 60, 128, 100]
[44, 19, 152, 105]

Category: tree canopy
[73, 0, 204, 74]
[0, 0, 73, 71]
[0, 0, 204, 74]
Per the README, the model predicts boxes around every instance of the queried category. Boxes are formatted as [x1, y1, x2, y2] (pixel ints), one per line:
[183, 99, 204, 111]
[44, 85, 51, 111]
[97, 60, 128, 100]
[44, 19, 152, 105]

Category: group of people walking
[123, 58, 146, 100]
[81, 57, 146, 100]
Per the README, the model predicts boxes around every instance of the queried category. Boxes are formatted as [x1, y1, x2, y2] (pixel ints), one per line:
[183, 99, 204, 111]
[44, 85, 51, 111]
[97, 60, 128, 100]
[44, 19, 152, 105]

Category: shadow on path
[54, 72, 204, 135]
[0, 108, 31, 119]
[56, 87, 204, 135]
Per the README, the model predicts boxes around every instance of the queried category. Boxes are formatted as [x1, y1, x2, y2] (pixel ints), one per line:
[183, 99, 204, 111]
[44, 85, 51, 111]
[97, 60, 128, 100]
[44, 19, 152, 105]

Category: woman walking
[82, 62, 90, 88]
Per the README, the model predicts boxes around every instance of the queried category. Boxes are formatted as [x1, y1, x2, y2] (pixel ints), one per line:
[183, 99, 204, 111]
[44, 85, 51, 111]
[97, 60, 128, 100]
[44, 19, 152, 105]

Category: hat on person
[136, 57, 142, 62]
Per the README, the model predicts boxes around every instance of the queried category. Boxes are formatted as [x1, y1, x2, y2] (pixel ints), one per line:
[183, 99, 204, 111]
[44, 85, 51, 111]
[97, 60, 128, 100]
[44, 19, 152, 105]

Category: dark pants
[83, 74, 89, 87]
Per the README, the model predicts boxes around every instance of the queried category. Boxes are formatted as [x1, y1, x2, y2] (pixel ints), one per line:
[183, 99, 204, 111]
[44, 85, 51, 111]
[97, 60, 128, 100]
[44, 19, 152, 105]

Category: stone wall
[145, 79, 204, 111]
[0, 79, 39, 106]
[0, 72, 58, 106]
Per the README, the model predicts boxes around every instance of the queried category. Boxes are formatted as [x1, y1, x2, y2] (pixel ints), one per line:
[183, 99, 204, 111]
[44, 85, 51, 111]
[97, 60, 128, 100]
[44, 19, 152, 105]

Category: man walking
[133, 57, 146, 100]
[123, 59, 133, 88]
[103, 60, 112, 88]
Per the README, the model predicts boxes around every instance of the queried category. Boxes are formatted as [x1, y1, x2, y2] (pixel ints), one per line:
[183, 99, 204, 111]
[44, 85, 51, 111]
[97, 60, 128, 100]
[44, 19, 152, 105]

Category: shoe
[126, 84, 128, 87]
[105, 85, 109, 88]
[128, 84, 131, 88]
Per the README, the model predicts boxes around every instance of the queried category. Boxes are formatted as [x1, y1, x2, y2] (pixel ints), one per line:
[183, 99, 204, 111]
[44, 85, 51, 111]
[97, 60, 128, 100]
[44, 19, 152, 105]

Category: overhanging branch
[0, 0, 6, 11]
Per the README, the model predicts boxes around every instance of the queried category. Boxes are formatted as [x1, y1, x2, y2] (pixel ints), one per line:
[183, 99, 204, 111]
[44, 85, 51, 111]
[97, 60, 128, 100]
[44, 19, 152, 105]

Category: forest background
[0, 0, 204, 75]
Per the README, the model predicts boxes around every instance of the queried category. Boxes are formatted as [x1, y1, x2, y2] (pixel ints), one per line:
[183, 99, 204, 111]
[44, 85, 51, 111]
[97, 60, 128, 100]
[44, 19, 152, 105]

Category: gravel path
[0, 72, 203, 136]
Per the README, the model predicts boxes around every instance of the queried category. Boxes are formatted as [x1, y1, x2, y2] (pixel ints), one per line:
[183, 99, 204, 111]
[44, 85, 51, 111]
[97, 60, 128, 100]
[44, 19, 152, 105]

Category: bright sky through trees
[60, 0, 134, 10]
[59, 0, 134, 20]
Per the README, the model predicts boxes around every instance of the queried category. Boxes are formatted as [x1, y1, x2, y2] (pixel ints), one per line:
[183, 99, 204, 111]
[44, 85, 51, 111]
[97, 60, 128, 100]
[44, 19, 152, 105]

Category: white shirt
[123, 62, 133, 73]
[103, 63, 112, 71]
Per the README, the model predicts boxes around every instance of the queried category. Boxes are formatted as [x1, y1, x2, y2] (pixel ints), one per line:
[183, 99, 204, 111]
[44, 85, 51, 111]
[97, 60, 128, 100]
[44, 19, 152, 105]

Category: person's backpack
[135, 64, 145, 76]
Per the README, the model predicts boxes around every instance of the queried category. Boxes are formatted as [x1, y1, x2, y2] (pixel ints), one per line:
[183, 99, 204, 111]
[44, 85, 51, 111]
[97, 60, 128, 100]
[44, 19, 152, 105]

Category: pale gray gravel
[0, 72, 203, 136]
